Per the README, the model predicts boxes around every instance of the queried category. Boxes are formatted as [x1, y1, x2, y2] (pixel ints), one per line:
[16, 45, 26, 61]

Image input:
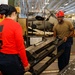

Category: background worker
[0, 4, 30, 75]
[53, 10, 74, 71]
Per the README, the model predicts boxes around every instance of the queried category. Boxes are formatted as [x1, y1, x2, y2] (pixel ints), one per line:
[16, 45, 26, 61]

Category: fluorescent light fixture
[70, 10, 74, 12]
[66, 12, 69, 13]
[32, 7, 34, 9]
[64, 3, 68, 6]
[45, 2, 49, 5]
[60, 7, 64, 8]
[47, 0, 49, 2]
[43, 6, 45, 8]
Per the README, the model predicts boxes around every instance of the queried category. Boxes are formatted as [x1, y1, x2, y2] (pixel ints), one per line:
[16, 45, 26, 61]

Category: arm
[67, 27, 74, 37]
[53, 25, 57, 37]
[63, 21, 74, 42]
[67, 21, 74, 37]
[14, 23, 30, 70]
[53, 30, 57, 37]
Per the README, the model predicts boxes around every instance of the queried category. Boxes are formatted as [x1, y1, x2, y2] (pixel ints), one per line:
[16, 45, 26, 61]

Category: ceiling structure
[27, 0, 75, 15]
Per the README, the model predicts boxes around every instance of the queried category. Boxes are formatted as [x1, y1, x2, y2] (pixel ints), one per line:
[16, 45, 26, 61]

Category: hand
[24, 63, 30, 71]
[63, 36, 67, 42]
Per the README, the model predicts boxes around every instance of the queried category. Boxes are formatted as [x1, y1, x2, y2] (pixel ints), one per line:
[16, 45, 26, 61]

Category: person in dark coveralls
[53, 10, 74, 71]
[0, 4, 30, 75]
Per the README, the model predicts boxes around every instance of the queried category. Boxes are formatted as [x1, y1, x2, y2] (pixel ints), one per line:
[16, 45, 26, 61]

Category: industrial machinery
[26, 38, 64, 75]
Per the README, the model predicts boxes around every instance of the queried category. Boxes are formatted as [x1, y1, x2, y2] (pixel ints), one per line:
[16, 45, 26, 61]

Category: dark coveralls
[57, 37, 73, 71]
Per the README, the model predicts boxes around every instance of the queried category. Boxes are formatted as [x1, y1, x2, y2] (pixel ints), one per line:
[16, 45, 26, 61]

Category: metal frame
[26, 38, 64, 75]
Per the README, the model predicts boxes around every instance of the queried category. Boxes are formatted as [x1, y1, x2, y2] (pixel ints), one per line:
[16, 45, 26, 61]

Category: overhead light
[64, 3, 68, 6]
[65, 11, 69, 14]
[32, 7, 34, 9]
[43, 6, 45, 8]
[70, 10, 74, 12]
[60, 7, 64, 8]
[47, 0, 49, 2]
[45, 2, 49, 5]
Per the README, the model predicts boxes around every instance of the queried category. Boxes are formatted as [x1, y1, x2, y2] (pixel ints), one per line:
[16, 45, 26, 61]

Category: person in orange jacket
[0, 4, 30, 75]
[53, 10, 74, 71]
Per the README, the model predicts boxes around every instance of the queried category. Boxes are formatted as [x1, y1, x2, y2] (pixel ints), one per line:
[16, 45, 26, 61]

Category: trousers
[57, 37, 73, 71]
[0, 53, 25, 75]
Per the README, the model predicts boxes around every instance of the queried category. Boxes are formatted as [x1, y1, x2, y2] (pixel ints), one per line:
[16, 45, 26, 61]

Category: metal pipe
[31, 45, 56, 67]
[36, 49, 64, 75]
